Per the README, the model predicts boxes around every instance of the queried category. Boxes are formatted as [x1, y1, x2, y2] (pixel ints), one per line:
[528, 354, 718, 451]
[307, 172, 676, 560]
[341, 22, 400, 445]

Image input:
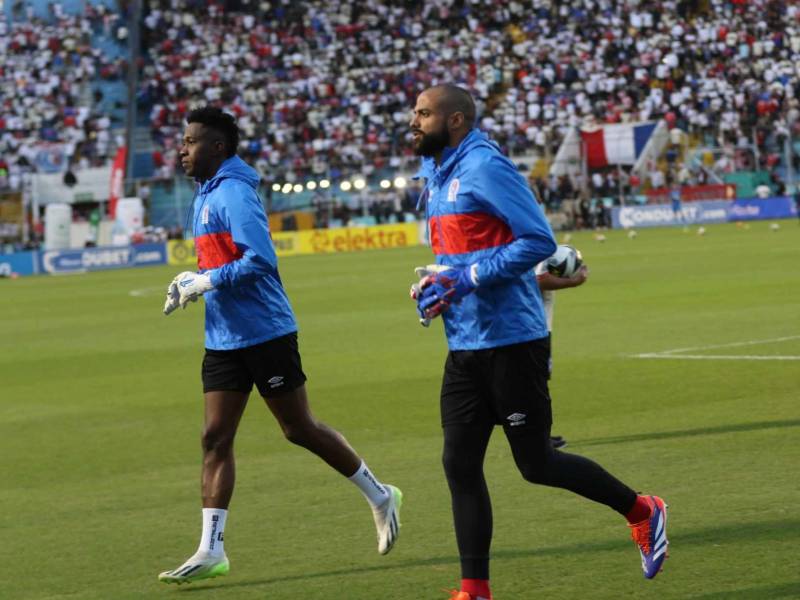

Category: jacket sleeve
[207, 182, 278, 288]
[470, 154, 557, 285]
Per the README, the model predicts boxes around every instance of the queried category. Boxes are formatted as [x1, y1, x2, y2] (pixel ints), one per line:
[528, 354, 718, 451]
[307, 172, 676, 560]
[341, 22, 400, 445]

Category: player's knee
[442, 448, 481, 484]
[281, 420, 316, 447]
[518, 461, 548, 484]
[515, 449, 555, 484]
[201, 427, 235, 457]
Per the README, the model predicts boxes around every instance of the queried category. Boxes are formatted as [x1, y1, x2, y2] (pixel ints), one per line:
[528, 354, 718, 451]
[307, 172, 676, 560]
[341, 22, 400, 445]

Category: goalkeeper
[158, 107, 402, 585]
[409, 85, 668, 600]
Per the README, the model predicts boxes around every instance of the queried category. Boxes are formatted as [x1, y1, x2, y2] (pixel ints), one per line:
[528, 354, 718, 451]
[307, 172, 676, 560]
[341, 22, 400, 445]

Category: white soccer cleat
[158, 552, 230, 584]
[373, 484, 403, 555]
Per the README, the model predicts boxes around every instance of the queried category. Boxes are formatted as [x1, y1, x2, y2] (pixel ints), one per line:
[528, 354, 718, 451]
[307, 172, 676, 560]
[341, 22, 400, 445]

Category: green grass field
[2, 221, 799, 599]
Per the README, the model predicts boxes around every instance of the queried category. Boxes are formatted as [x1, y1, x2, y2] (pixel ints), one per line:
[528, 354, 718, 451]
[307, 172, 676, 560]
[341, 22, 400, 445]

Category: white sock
[348, 461, 390, 508]
[197, 508, 227, 557]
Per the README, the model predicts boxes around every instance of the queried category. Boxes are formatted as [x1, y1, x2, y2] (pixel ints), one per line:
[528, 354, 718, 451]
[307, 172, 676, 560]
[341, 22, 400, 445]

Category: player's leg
[494, 338, 668, 579]
[263, 383, 360, 475]
[263, 384, 402, 554]
[441, 350, 495, 600]
[506, 430, 668, 578]
[159, 349, 252, 585]
[251, 333, 401, 554]
[506, 425, 638, 513]
[443, 422, 495, 599]
[546, 332, 567, 449]
[201, 390, 250, 508]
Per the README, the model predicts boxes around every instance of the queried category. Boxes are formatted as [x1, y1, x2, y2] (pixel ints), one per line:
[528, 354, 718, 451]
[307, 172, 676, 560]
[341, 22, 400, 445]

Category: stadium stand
[0, 0, 128, 193]
[3, 1, 799, 234]
[135, 1, 800, 206]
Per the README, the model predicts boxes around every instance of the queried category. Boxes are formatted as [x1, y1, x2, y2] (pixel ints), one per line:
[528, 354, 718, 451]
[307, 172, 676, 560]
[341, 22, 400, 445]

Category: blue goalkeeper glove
[415, 266, 478, 323]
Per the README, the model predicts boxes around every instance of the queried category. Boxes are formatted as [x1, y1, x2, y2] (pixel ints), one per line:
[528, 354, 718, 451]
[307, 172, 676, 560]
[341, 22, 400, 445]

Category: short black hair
[430, 84, 476, 126]
[186, 106, 240, 157]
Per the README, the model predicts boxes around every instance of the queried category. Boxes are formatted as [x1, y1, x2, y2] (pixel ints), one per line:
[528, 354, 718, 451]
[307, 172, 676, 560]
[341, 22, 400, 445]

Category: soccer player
[158, 107, 402, 584]
[409, 85, 668, 600]
[670, 185, 683, 224]
[535, 260, 590, 449]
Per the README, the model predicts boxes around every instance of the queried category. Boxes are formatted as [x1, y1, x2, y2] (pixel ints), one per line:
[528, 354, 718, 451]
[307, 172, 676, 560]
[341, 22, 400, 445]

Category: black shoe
[550, 435, 567, 449]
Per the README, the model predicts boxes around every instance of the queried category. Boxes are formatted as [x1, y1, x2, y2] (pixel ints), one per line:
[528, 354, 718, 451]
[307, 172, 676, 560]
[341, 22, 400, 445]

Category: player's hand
[570, 265, 589, 286]
[410, 264, 448, 301]
[174, 271, 214, 309]
[414, 266, 478, 324]
[430, 267, 478, 303]
[410, 264, 456, 326]
[410, 264, 449, 299]
[413, 264, 449, 281]
[163, 276, 181, 315]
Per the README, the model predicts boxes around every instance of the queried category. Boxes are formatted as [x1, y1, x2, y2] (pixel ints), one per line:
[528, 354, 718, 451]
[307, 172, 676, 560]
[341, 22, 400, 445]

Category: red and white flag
[108, 146, 127, 218]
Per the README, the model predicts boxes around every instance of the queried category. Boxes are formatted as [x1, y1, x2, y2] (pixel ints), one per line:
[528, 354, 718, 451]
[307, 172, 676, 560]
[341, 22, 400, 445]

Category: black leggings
[442, 423, 637, 579]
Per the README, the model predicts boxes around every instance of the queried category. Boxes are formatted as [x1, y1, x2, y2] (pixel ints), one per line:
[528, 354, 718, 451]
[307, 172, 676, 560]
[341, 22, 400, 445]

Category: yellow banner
[167, 222, 420, 263]
[289, 222, 420, 256]
[166, 239, 198, 265]
[270, 232, 303, 257]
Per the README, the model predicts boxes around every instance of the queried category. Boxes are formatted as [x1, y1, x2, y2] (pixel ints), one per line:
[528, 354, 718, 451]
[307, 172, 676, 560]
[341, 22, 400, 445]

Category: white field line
[634, 353, 800, 361]
[129, 286, 165, 297]
[631, 335, 800, 361]
[49, 269, 88, 276]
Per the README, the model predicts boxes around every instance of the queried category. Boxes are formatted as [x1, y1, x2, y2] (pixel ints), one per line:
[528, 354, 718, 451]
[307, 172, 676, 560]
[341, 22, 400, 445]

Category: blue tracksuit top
[414, 128, 557, 350]
[191, 155, 297, 350]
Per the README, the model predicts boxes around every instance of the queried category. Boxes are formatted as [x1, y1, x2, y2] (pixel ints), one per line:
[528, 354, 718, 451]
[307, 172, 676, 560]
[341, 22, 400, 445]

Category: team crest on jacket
[447, 178, 460, 202]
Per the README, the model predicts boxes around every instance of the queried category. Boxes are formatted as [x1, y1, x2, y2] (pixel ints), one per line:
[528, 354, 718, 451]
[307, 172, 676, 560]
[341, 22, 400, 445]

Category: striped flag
[580, 123, 658, 168]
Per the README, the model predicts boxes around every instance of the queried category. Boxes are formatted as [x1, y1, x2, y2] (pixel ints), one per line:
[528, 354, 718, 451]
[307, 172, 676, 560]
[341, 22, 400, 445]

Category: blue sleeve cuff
[208, 268, 222, 288]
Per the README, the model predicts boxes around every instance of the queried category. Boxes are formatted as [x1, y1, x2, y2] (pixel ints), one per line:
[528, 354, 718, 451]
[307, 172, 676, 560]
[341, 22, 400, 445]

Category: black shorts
[202, 332, 307, 397]
[440, 337, 552, 434]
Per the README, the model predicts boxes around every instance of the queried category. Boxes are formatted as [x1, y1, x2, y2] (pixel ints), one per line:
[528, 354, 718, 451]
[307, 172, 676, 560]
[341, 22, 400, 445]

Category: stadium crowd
[137, 0, 800, 190]
[2, 0, 800, 202]
[0, 3, 127, 191]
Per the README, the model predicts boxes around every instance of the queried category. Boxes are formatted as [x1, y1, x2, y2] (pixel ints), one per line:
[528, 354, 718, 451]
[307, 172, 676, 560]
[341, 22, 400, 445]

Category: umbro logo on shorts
[267, 376, 284, 388]
[506, 412, 527, 426]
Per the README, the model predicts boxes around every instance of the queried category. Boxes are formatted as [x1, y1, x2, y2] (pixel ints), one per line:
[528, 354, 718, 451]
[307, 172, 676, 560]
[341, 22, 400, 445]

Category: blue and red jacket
[415, 128, 557, 350]
[192, 155, 297, 350]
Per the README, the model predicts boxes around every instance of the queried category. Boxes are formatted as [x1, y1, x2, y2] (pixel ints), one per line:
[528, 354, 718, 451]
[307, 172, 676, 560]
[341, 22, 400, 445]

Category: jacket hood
[200, 155, 261, 194]
[413, 128, 499, 209]
[414, 128, 497, 182]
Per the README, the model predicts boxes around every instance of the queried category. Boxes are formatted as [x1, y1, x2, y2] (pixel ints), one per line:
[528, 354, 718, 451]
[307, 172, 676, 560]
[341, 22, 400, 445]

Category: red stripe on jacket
[196, 231, 243, 269]
[429, 212, 514, 255]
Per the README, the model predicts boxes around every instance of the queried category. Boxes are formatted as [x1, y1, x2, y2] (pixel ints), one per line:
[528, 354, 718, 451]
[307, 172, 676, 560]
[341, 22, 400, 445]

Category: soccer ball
[545, 244, 583, 278]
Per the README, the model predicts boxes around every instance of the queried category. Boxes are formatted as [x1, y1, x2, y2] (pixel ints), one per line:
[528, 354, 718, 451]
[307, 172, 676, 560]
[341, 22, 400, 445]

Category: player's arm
[208, 183, 278, 289]
[469, 154, 557, 285]
[537, 264, 589, 291]
[165, 185, 277, 313]
[412, 156, 556, 322]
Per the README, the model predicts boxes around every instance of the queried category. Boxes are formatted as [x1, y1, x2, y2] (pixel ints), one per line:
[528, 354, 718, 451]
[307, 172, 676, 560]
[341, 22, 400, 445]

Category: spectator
[0, 8, 126, 191]
[135, 1, 800, 188]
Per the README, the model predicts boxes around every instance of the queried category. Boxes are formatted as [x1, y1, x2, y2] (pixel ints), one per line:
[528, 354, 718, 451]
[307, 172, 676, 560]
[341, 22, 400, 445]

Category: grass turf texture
[2, 221, 799, 599]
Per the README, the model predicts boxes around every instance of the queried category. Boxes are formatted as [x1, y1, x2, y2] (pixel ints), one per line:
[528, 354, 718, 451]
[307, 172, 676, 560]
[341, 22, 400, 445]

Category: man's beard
[414, 125, 450, 157]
